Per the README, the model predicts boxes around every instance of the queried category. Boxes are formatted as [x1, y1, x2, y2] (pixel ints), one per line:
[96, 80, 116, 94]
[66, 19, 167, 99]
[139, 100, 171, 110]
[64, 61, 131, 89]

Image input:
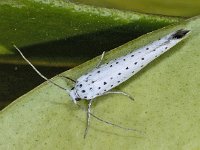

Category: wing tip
[172, 29, 190, 39]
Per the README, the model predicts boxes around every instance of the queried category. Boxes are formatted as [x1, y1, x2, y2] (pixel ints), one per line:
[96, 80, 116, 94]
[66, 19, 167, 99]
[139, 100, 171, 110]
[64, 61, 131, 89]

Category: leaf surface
[0, 15, 199, 150]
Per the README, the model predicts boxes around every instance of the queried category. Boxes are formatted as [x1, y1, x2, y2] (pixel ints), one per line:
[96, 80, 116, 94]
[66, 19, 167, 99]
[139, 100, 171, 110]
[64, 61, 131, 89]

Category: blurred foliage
[73, 0, 200, 17]
[0, 0, 180, 67]
[0, 64, 66, 110]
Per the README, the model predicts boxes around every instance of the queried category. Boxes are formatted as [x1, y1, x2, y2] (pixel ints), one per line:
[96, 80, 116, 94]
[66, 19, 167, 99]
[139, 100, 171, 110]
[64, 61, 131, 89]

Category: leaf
[0, 0, 180, 67]
[0, 14, 199, 149]
[73, 0, 200, 17]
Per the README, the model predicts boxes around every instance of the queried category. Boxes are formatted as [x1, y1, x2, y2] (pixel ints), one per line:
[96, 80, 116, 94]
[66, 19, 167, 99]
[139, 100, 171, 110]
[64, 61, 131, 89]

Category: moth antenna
[76, 103, 144, 135]
[13, 45, 70, 93]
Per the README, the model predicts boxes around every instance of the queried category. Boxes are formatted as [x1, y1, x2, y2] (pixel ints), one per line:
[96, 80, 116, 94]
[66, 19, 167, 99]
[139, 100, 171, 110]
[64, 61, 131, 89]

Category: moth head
[69, 87, 81, 104]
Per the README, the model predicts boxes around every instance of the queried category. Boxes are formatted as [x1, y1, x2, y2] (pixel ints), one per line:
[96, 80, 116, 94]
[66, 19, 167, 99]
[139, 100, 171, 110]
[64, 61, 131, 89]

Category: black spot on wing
[172, 29, 190, 39]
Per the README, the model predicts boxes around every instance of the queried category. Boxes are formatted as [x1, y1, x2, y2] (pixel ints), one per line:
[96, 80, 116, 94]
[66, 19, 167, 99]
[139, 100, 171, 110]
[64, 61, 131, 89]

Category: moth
[14, 29, 190, 138]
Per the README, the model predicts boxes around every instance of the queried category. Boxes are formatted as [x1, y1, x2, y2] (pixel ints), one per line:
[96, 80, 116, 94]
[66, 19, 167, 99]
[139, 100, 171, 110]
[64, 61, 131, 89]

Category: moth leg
[104, 91, 134, 101]
[96, 51, 105, 68]
[84, 99, 93, 138]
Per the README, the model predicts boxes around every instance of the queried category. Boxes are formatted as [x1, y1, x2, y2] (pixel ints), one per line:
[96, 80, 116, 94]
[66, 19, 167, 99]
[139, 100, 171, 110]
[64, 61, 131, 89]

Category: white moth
[14, 29, 190, 138]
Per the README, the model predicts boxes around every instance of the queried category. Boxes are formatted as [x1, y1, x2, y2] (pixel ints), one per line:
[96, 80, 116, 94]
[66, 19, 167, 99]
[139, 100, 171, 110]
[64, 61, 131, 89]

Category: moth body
[70, 29, 190, 101]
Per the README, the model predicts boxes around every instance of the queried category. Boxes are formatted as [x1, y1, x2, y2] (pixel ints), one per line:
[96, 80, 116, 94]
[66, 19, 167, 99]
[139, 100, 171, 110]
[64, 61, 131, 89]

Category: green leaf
[0, 0, 180, 67]
[0, 14, 199, 149]
[73, 0, 200, 17]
